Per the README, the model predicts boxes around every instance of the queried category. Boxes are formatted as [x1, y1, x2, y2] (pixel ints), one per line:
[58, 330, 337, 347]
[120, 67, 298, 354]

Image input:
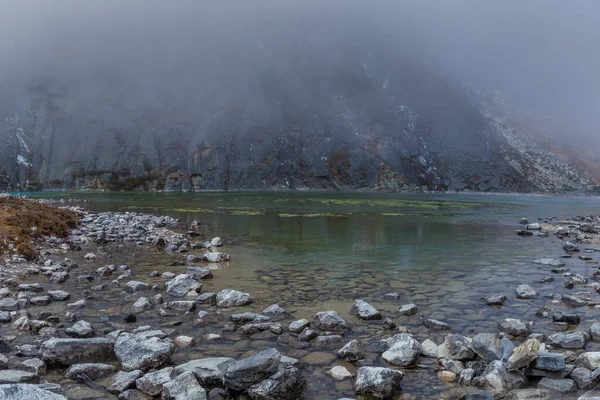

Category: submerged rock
[65, 363, 116, 381]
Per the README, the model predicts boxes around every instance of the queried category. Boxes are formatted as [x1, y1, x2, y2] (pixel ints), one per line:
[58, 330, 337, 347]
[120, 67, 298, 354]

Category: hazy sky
[0, 0, 598, 134]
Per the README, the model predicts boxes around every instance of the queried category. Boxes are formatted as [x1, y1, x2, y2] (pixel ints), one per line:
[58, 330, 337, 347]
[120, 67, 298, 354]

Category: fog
[0, 0, 599, 136]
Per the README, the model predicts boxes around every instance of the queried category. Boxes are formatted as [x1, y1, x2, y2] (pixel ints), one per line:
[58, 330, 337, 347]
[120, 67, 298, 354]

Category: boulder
[507, 338, 540, 370]
[338, 340, 366, 362]
[515, 284, 538, 299]
[475, 360, 526, 398]
[247, 364, 307, 400]
[312, 311, 348, 332]
[537, 377, 577, 393]
[382, 334, 421, 367]
[398, 304, 418, 316]
[174, 357, 235, 387]
[547, 331, 587, 349]
[0, 370, 37, 384]
[216, 289, 253, 308]
[350, 299, 382, 320]
[355, 367, 404, 400]
[65, 363, 116, 381]
[288, 319, 310, 334]
[202, 252, 230, 262]
[535, 352, 565, 371]
[65, 320, 95, 338]
[499, 319, 531, 337]
[47, 291, 70, 301]
[445, 334, 475, 361]
[166, 274, 201, 297]
[185, 267, 213, 280]
[109, 370, 144, 394]
[471, 333, 502, 362]
[125, 281, 149, 292]
[579, 353, 600, 370]
[114, 333, 175, 371]
[162, 371, 207, 400]
[571, 367, 594, 390]
[0, 384, 66, 399]
[135, 367, 175, 396]
[224, 348, 281, 391]
[38, 338, 115, 366]
[503, 389, 551, 400]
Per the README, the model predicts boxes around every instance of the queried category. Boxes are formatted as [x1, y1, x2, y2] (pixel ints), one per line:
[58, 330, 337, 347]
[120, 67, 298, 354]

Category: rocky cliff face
[0, 26, 590, 193]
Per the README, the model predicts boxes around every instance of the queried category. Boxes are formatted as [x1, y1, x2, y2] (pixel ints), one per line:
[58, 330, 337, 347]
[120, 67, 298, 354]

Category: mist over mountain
[1, 0, 598, 192]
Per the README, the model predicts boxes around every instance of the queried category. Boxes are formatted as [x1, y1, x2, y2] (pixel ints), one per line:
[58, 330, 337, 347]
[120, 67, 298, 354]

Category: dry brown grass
[0, 197, 82, 261]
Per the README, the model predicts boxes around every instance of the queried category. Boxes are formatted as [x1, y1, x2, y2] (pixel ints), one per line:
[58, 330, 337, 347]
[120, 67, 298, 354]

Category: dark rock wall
[0, 20, 564, 192]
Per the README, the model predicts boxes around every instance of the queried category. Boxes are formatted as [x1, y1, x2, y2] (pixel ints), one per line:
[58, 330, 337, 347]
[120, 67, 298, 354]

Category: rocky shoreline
[1, 200, 600, 399]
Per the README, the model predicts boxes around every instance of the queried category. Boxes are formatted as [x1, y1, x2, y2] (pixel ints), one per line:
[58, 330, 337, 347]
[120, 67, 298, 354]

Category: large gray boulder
[547, 331, 588, 349]
[475, 361, 526, 398]
[471, 333, 502, 362]
[108, 370, 144, 394]
[350, 299, 382, 320]
[135, 367, 175, 396]
[38, 338, 115, 366]
[507, 338, 540, 370]
[224, 348, 281, 391]
[162, 371, 207, 400]
[312, 311, 348, 332]
[355, 367, 404, 400]
[114, 333, 175, 371]
[0, 384, 66, 400]
[382, 334, 421, 367]
[216, 289, 253, 308]
[165, 274, 201, 297]
[174, 357, 235, 387]
[65, 363, 116, 381]
[0, 371, 37, 384]
[247, 364, 307, 400]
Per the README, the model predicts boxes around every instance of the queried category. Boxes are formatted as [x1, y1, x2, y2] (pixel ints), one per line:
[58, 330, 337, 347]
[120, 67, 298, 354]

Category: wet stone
[355, 366, 404, 400]
[440, 358, 465, 374]
[484, 294, 507, 306]
[547, 331, 588, 349]
[0, 370, 38, 384]
[196, 292, 216, 305]
[578, 352, 600, 370]
[338, 339, 366, 362]
[515, 284, 538, 299]
[65, 363, 116, 381]
[247, 364, 307, 400]
[65, 320, 95, 338]
[162, 370, 207, 400]
[39, 338, 115, 366]
[289, 319, 310, 333]
[174, 357, 235, 387]
[125, 281, 149, 292]
[185, 266, 213, 280]
[166, 274, 201, 298]
[535, 352, 565, 371]
[312, 311, 348, 332]
[350, 299, 382, 320]
[114, 333, 175, 371]
[552, 312, 581, 325]
[298, 328, 318, 341]
[507, 338, 540, 370]
[313, 334, 345, 349]
[109, 370, 145, 394]
[537, 377, 577, 393]
[216, 289, 253, 308]
[30, 296, 51, 306]
[21, 358, 46, 375]
[328, 365, 353, 380]
[382, 333, 421, 367]
[135, 367, 175, 396]
[499, 318, 531, 337]
[398, 304, 418, 316]
[223, 348, 281, 391]
[445, 334, 475, 361]
[47, 291, 70, 301]
[562, 294, 588, 307]
[571, 367, 594, 389]
[424, 319, 451, 330]
[471, 333, 502, 362]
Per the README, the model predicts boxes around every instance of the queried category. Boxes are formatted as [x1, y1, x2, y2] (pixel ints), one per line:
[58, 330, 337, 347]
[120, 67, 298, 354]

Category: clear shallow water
[19, 192, 600, 398]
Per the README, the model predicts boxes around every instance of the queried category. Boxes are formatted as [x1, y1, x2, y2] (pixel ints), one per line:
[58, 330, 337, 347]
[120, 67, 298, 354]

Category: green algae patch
[171, 208, 215, 214]
[0, 196, 82, 261]
[222, 209, 265, 216]
[277, 213, 349, 218]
